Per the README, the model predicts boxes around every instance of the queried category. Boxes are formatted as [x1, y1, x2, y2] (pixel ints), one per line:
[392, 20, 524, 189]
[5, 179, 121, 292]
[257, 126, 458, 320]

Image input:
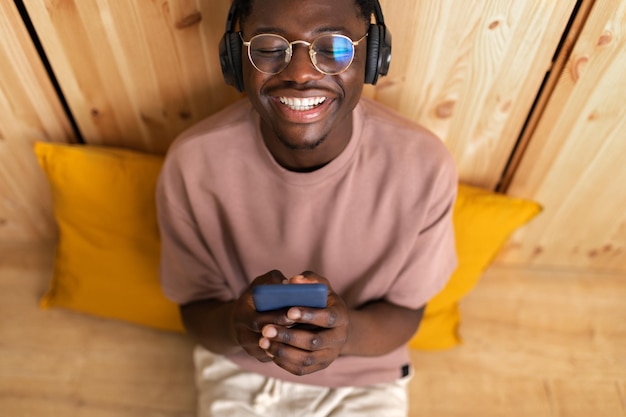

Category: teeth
[279, 97, 326, 111]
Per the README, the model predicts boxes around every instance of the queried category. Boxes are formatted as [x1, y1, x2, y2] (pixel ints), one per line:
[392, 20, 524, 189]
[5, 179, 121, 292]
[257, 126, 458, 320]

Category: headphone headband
[224, 1, 237, 32]
[373, 0, 385, 25]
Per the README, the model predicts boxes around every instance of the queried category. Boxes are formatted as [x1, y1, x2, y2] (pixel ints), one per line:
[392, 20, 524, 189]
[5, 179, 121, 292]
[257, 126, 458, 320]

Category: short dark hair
[232, 0, 376, 26]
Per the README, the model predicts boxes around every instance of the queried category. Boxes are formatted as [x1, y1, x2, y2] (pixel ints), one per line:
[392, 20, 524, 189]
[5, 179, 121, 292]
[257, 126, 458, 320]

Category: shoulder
[357, 98, 457, 181]
[162, 99, 256, 171]
[167, 99, 254, 155]
[158, 99, 260, 195]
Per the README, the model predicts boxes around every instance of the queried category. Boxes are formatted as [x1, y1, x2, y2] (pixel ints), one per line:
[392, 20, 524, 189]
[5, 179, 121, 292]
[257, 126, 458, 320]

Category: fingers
[260, 315, 348, 349]
[239, 332, 272, 362]
[261, 324, 324, 351]
[260, 325, 334, 375]
[233, 270, 291, 363]
[286, 305, 345, 328]
[268, 347, 332, 376]
[254, 269, 289, 285]
[288, 271, 328, 285]
[258, 321, 348, 374]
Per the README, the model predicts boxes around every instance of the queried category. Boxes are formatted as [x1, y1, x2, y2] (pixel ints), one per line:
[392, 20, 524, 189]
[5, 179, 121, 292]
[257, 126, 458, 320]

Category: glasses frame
[239, 32, 368, 76]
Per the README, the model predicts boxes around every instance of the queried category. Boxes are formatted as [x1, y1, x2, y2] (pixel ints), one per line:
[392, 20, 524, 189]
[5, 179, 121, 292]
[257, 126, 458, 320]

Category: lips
[279, 96, 327, 112]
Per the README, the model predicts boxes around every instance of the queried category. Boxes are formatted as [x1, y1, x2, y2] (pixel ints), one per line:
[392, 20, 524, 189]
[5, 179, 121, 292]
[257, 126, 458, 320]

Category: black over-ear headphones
[219, 0, 392, 92]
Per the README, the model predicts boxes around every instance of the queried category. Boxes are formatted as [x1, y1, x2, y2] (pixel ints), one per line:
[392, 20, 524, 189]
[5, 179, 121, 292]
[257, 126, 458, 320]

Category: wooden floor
[1, 242, 625, 417]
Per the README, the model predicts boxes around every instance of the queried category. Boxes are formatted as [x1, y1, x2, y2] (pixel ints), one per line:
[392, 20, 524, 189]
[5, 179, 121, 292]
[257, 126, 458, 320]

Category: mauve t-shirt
[157, 97, 457, 387]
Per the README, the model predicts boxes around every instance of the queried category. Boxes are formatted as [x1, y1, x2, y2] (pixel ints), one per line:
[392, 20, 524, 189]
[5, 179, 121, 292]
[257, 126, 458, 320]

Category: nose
[279, 43, 324, 83]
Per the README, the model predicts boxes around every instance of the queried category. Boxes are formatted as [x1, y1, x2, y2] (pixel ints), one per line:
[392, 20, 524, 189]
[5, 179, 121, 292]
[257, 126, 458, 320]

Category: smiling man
[157, 0, 458, 416]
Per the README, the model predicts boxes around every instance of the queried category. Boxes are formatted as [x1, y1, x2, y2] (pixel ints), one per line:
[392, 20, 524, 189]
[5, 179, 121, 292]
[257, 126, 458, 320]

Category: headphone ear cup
[365, 23, 392, 85]
[219, 32, 244, 92]
[378, 24, 392, 78]
[365, 24, 381, 85]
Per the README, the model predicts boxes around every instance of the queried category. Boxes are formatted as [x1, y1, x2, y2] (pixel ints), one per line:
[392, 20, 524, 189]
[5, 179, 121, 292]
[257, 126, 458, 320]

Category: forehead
[242, 0, 365, 37]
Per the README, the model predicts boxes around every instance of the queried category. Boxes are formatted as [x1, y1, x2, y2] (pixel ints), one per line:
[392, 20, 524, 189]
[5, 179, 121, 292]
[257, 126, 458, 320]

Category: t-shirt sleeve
[385, 150, 458, 310]
[156, 153, 233, 305]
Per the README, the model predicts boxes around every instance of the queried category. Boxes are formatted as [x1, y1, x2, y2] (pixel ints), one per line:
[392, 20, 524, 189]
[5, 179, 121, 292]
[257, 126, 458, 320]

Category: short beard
[277, 133, 329, 150]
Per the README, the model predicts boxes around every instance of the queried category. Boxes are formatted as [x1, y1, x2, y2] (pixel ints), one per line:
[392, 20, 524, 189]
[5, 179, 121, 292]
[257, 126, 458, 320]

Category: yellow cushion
[35, 142, 541, 348]
[408, 183, 541, 350]
[35, 142, 184, 332]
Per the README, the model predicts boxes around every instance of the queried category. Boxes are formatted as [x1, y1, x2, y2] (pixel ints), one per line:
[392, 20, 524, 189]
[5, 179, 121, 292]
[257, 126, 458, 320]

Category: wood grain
[2, 243, 624, 416]
[498, 0, 598, 192]
[22, 0, 242, 154]
[409, 264, 626, 417]
[0, 1, 74, 242]
[22, 0, 574, 189]
[499, 0, 626, 273]
[0, 242, 196, 417]
[372, 0, 577, 188]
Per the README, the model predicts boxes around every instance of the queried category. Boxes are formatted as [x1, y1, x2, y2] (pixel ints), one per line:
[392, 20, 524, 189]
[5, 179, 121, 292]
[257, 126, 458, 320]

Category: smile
[279, 96, 327, 111]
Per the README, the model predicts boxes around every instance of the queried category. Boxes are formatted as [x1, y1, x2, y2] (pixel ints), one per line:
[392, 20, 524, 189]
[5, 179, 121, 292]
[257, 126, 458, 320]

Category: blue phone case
[252, 284, 328, 312]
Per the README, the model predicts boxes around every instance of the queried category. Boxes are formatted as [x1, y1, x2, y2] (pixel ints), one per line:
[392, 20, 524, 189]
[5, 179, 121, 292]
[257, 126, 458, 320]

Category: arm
[342, 299, 425, 357]
[179, 299, 240, 355]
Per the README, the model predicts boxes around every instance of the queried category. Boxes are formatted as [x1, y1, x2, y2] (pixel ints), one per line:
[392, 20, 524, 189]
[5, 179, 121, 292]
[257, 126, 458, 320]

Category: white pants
[194, 346, 411, 417]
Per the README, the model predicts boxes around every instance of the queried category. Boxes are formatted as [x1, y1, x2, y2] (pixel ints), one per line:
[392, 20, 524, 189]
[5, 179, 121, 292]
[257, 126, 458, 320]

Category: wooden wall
[21, 0, 576, 184]
[499, 0, 626, 273]
[1, 0, 625, 275]
[370, 0, 577, 189]
[0, 1, 74, 242]
[21, 0, 242, 154]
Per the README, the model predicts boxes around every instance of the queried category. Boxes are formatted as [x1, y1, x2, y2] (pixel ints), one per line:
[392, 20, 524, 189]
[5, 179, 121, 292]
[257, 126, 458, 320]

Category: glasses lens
[248, 35, 290, 74]
[311, 35, 354, 74]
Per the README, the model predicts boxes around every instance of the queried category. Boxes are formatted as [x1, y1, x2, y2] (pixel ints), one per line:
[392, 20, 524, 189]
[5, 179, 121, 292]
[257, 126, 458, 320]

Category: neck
[260, 114, 353, 172]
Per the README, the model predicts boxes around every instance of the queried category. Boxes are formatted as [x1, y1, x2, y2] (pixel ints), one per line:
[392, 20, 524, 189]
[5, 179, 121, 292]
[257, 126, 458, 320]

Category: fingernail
[259, 337, 270, 350]
[262, 326, 277, 338]
[288, 308, 302, 320]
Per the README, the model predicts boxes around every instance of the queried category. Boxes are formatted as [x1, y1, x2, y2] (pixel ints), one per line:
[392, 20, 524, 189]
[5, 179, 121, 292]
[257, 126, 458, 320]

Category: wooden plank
[0, 242, 196, 417]
[22, 0, 242, 154]
[409, 374, 553, 417]
[547, 379, 625, 417]
[409, 264, 626, 417]
[499, 0, 598, 192]
[499, 0, 626, 272]
[0, 1, 74, 242]
[372, 0, 578, 188]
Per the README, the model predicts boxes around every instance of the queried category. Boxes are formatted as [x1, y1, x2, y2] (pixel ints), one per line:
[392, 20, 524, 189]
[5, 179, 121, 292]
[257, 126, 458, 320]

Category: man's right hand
[232, 270, 297, 362]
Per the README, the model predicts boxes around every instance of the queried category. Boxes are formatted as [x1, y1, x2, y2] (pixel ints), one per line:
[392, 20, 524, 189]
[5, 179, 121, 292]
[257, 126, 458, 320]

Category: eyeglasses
[240, 32, 368, 76]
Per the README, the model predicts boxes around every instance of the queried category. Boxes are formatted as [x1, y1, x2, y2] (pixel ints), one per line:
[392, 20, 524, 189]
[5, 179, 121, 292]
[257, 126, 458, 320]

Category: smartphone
[252, 283, 328, 312]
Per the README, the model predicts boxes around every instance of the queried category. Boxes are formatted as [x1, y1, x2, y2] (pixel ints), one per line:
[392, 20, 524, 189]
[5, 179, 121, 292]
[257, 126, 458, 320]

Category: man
[157, 0, 458, 415]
